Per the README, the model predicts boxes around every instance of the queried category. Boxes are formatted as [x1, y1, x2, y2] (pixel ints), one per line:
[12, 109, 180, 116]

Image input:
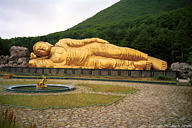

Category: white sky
[0, 0, 119, 39]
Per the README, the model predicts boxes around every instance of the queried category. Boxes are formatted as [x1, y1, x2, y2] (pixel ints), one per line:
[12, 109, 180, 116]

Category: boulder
[17, 58, 24, 65]
[0, 46, 29, 67]
[10, 46, 28, 58]
[8, 46, 29, 67]
[19, 61, 28, 67]
[0, 55, 9, 64]
[13, 63, 18, 67]
[8, 61, 14, 64]
[170, 62, 180, 71]
[9, 55, 17, 61]
[171, 62, 192, 79]
[0, 64, 5, 68]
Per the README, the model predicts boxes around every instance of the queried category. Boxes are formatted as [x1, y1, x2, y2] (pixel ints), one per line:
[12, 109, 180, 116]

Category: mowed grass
[0, 80, 68, 86]
[0, 80, 137, 109]
[78, 83, 138, 94]
[0, 94, 122, 109]
[14, 87, 68, 91]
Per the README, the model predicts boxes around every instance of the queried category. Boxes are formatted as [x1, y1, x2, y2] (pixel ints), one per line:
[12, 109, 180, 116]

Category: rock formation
[0, 46, 29, 67]
[0, 55, 9, 67]
[171, 62, 192, 78]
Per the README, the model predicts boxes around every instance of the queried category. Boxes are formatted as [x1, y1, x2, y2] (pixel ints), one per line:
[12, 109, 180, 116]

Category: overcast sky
[0, 0, 119, 39]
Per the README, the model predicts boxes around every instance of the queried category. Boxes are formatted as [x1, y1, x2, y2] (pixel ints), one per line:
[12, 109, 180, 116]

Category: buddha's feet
[133, 60, 152, 70]
[145, 61, 152, 70]
[148, 56, 167, 70]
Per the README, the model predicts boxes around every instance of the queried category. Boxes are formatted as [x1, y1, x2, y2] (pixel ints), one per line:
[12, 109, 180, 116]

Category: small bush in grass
[189, 79, 192, 86]
[189, 76, 192, 85]
[155, 75, 173, 81]
[0, 108, 17, 128]
[0, 108, 46, 128]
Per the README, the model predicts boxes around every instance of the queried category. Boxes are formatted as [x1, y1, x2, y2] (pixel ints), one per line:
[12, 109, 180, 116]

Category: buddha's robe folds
[29, 38, 167, 70]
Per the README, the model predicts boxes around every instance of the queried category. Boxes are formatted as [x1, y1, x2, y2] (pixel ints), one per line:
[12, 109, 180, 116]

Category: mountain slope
[0, 0, 192, 65]
[71, 0, 192, 29]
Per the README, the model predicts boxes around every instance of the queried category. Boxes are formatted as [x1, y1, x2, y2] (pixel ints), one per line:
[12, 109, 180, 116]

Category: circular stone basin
[5, 84, 75, 93]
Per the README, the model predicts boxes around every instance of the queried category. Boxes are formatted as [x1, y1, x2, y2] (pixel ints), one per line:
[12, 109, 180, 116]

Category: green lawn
[14, 86, 68, 91]
[0, 80, 68, 86]
[78, 83, 138, 94]
[0, 80, 138, 109]
[0, 94, 122, 109]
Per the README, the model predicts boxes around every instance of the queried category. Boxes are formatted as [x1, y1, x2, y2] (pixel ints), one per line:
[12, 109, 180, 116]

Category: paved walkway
[0, 79, 192, 128]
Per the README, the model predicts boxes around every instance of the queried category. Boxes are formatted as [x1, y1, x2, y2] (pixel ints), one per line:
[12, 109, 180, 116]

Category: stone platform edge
[0, 67, 178, 79]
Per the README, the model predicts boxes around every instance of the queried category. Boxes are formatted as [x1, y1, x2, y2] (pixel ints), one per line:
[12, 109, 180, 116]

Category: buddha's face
[33, 42, 53, 57]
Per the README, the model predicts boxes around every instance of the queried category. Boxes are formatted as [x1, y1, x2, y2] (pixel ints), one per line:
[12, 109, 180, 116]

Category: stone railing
[0, 67, 178, 78]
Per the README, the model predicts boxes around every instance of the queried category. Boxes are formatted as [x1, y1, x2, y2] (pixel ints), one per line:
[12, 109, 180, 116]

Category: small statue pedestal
[3, 74, 12, 79]
[176, 77, 191, 86]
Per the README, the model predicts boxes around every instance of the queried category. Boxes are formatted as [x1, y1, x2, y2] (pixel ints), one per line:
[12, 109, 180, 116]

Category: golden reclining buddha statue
[29, 38, 167, 70]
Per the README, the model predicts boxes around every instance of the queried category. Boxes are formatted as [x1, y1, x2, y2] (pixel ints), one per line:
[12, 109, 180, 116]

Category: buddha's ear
[44, 42, 53, 47]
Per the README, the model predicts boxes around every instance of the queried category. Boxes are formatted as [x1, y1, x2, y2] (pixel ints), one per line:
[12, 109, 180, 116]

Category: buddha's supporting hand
[30, 52, 37, 59]
[29, 58, 54, 68]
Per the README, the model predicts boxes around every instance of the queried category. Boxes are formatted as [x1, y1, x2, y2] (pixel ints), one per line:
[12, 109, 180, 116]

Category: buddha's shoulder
[51, 46, 66, 53]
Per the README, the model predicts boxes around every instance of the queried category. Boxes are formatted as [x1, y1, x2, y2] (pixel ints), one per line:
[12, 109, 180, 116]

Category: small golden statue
[36, 75, 47, 88]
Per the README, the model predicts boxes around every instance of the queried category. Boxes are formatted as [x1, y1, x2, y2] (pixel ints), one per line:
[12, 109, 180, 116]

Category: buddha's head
[33, 41, 53, 57]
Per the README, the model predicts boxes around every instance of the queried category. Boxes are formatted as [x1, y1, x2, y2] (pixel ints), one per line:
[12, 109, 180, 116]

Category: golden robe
[29, 38, 167, 70]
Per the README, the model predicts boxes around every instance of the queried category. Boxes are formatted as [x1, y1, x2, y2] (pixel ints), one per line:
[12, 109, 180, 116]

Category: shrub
[0, 108, 41, 128]
[0, 108, 16, 128]
[190, 75, 192, 84]
[155, 75, 172, 80]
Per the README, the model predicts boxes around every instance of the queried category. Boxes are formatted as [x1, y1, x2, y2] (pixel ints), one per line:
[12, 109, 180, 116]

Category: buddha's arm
[82, 38, 109, 45]
[55, 38, 109, 48]
[90, 43, 148, 61]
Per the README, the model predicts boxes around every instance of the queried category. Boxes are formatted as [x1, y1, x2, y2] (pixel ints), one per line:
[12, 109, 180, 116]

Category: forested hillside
[72, 0, 192, 29]
[0, 0, 192, 66]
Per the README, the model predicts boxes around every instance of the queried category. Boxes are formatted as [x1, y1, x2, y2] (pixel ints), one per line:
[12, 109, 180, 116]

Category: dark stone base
[0, 67, 178, 79]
